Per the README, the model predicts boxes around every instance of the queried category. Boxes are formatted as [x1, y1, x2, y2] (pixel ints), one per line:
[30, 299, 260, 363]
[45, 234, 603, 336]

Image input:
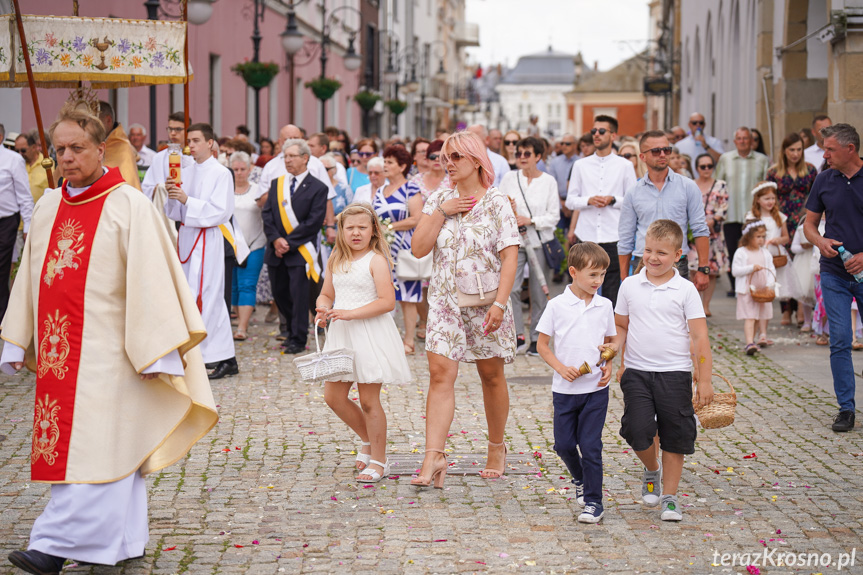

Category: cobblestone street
[1, 291, 862, 575]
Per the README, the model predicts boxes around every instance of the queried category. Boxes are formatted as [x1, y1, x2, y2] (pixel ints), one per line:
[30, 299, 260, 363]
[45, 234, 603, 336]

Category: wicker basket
[772, 254, 788, 268]
[749, 268, 776, 303]
[292, 325, 355, 383]
[693, 373, 737, 429]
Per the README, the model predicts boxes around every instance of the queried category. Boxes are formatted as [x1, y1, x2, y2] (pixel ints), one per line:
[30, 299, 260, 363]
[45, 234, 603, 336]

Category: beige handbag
[456, 271, 500, 308]
[453, 214, 500, 307]
[396, 249, 433, 281]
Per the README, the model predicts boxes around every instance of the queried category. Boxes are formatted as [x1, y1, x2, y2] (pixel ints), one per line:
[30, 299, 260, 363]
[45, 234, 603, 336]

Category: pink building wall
[15, 1, 363, 143]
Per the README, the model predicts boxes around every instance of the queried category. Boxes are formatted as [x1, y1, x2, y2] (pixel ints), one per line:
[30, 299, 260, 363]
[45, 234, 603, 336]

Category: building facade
[2, 0, 478, 143]
[674, 0, 863, 157]
[566, 54, 647, 137]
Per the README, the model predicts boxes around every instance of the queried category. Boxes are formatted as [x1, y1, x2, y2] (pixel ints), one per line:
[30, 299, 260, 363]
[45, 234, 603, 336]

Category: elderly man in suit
[262, 139, 328, 354]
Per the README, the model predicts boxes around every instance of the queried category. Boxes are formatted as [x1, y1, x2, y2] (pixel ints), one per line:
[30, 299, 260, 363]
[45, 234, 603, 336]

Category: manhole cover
[508, 376, 551, 385]
[386, 453, 542, 475]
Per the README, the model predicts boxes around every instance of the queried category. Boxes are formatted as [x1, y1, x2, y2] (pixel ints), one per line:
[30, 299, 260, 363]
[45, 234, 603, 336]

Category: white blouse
[499, 170, 559, 249]
[234, 182, 267, 251]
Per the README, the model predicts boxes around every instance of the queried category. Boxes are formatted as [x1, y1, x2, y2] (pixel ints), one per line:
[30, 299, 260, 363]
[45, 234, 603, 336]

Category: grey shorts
[619, 368, 697, 455]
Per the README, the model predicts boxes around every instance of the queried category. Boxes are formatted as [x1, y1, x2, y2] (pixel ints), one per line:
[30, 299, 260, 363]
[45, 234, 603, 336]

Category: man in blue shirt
[804, 123, 863, 433]
[618, 130, 710, 291]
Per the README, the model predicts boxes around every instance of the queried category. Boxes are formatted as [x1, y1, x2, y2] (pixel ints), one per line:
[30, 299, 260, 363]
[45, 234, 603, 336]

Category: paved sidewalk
[1, 293, 862, 574]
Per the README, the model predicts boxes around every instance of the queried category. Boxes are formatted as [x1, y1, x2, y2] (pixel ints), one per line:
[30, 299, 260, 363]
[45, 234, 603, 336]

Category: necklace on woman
[235, 182, 250, 195]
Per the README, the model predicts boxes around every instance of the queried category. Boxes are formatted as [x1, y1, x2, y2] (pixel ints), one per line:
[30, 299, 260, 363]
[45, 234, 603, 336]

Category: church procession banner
[0, 14, 191, 88]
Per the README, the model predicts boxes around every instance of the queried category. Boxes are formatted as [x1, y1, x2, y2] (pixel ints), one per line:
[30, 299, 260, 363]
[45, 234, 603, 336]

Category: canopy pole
[183, 0, 190, 153]
[12, 0, 55, 188]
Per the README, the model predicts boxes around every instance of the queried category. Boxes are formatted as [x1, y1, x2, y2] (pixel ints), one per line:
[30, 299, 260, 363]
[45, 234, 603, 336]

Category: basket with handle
[749, 268, 777, 303]
[292, 323, 355, 383]
[693, 372, 737, 429]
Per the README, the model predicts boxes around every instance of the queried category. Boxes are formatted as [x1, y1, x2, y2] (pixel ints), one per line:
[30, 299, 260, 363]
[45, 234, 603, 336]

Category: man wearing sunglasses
[15, 131, 49, 206]
[676, 113, 724, 164]
[565, 117, 636, 307]
[618, 130, 710, 291]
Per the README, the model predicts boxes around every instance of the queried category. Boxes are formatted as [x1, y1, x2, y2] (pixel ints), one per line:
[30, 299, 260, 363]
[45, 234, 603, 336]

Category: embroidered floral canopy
[0, 14, 192, 88]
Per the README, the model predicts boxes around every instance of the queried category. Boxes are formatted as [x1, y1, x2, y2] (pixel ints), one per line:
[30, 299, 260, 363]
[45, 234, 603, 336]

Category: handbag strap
[515, 172, 543, 246]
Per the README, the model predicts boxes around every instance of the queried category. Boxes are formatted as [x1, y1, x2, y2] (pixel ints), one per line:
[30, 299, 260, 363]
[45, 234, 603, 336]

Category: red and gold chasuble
[31, 168, 125, 481]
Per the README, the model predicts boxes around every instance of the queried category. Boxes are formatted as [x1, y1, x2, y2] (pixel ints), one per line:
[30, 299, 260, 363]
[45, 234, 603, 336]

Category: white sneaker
[660, 494, 682, 521]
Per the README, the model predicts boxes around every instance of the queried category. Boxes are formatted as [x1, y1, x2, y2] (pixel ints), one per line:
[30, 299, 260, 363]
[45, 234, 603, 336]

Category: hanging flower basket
[354, 90, 381, 111]
[385, 99, 408, 116]
[231, 61, 279, 89]
[305, 77, 342, 102]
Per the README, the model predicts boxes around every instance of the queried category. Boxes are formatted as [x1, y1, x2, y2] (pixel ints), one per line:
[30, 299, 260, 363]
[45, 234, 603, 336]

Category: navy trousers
[553, 387, 609, 505]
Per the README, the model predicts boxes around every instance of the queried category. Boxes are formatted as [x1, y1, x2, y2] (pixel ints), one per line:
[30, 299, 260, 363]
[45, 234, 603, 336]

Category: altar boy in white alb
[165, 122, 239, 380]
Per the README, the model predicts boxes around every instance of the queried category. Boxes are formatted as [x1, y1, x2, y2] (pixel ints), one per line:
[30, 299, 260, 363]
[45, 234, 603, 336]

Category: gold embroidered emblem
[32, 394, 61, 466]
[43, 219, 85, 287]
[38, 311, 71, 379]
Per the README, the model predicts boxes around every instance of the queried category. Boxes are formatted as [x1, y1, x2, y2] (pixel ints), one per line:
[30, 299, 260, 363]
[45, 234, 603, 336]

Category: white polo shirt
[615, 268, 705, 372]
[536, 287, 616, 394]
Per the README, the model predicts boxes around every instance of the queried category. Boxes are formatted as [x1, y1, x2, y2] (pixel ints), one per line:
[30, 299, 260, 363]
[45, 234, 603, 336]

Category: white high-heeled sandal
[356, 459, 389, 483]
[355, 442, 371, 470]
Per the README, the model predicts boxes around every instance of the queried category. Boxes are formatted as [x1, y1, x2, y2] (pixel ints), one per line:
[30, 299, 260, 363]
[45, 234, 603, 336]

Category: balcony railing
[454, 22, 479, 48]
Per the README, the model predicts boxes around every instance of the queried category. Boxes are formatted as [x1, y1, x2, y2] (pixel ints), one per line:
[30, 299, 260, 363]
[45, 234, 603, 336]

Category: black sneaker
[572, 479, 585, 506]
[526, 342, 539, 356]
[832, 410, 856, 432]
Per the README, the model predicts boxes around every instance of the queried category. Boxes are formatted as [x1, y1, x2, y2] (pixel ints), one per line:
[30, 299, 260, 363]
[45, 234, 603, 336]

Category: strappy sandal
[816, 334, 829, 346]
[355, 441, 371, 470]
[757, 334, 774, 346]
[745, 343, 759, 356]
[356, 459, 390, 483]
[480, 441, 507, 479]
[233, 331, 247, 341]
[416, 326, 426, 340]
[411, 449, 448, 489]
[404, 342, 415, 355]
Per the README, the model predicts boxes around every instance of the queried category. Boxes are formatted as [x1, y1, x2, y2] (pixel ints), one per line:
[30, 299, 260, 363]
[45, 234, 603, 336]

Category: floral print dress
[767, 164, 818, 238]
[422, 187, 521, 363]
[703, 179, 730, 274]
[373, 181, 423, 302]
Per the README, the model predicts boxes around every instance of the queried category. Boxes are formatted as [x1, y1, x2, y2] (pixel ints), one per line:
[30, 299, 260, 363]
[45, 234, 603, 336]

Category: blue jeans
[553, 387, 609, 505]
[819, 271, 863, 412]
[231, 248, 265, 307]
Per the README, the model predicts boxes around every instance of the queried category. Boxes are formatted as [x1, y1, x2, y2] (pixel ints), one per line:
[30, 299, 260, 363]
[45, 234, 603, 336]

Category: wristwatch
[697, 266, 711, 275]
[492, 301, 507, 311]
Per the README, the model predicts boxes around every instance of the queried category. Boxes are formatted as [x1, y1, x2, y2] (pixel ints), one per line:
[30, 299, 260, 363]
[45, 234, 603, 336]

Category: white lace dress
[322, 251, 412, 384]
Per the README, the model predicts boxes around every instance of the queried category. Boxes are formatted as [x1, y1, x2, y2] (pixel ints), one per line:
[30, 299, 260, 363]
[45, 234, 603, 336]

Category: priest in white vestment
[165, 123, 239, 380]
[1, 105, 217, 574]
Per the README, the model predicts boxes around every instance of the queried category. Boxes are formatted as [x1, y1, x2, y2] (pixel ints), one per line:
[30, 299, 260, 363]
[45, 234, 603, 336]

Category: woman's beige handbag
[456, 270, 499, 308]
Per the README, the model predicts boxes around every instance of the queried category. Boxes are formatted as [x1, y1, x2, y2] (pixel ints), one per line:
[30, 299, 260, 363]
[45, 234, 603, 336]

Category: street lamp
[279, 1, 362, 129]
[144, 0, 216, 149]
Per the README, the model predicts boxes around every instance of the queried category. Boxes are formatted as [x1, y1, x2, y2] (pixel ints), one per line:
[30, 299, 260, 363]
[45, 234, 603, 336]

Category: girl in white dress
[745, 181, 794, 343]
[314, 204, 412, 483]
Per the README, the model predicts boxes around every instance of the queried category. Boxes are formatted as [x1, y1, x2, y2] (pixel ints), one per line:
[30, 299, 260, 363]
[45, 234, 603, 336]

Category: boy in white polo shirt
[537, 242, 618, 524]
[615, 219, 714, 521]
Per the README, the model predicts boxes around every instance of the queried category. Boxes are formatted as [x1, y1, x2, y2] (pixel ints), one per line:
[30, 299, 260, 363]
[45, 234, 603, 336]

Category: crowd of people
[0, 99, 861, 571]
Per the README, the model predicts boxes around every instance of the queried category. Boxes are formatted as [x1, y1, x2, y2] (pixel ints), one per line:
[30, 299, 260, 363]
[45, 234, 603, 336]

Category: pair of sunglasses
[590, 128, 609, 136]
[561, 142, 574, 146]
[428, 153, 440, 160]
[515, 151, 533, 158]
[504, 140, 518, 146]
[698, 163, 715, 170]
[644, 146, 673, 156]
[621, 153, 635, 159]
[357, 151, 374, 158]
[691, 120, 705, 126]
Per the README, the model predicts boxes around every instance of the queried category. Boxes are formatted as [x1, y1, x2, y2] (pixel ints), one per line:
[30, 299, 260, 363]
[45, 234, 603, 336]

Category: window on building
[209, 53, 222, 134]
[519, 103, 523, 118]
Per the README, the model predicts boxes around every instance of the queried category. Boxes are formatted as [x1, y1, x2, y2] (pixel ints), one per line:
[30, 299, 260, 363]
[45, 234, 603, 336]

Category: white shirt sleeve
[565, 161, 587, 210]
[142, 349, 184, 376]
[682, 283, 707, 320]
[12, 157, 34, 233]
[605, 304, 617, 337]
[0, 341, 25, 375]
[614, 278, 630, 316]
[535, 298, 556, 337]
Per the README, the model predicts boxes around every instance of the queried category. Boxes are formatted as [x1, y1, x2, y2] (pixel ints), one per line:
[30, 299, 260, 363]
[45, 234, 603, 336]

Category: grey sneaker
[572, 479, 585, 507]
[660, 494, 683, 521]
[577, 502, 604, 524]
[641, 466, 661, 506]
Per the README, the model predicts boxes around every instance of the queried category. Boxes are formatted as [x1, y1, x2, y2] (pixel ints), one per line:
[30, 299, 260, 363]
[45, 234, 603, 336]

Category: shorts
[618, 368, 697, 455]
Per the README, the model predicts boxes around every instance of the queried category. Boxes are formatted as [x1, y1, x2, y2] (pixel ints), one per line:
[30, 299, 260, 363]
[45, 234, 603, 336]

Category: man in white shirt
[675, 112, 724, 163]
[565, 116, 636, 307]
[259, 124, 336, 244]
[128, 123, 156, 168]
[309, 131, 347, 189]
[0, 123, 33, 323]
[165, 123, 238, 380]
[467, 124, 511, 187]
[804, 114, 832, 172]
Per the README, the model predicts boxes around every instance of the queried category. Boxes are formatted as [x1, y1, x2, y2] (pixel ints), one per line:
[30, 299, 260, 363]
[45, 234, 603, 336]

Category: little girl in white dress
[314, 203, 412, 483]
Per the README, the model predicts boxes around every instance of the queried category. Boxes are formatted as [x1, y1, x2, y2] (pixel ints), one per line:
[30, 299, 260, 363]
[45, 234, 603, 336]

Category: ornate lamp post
[144, 0, 216, 149]
[280, 0, 362, 130]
